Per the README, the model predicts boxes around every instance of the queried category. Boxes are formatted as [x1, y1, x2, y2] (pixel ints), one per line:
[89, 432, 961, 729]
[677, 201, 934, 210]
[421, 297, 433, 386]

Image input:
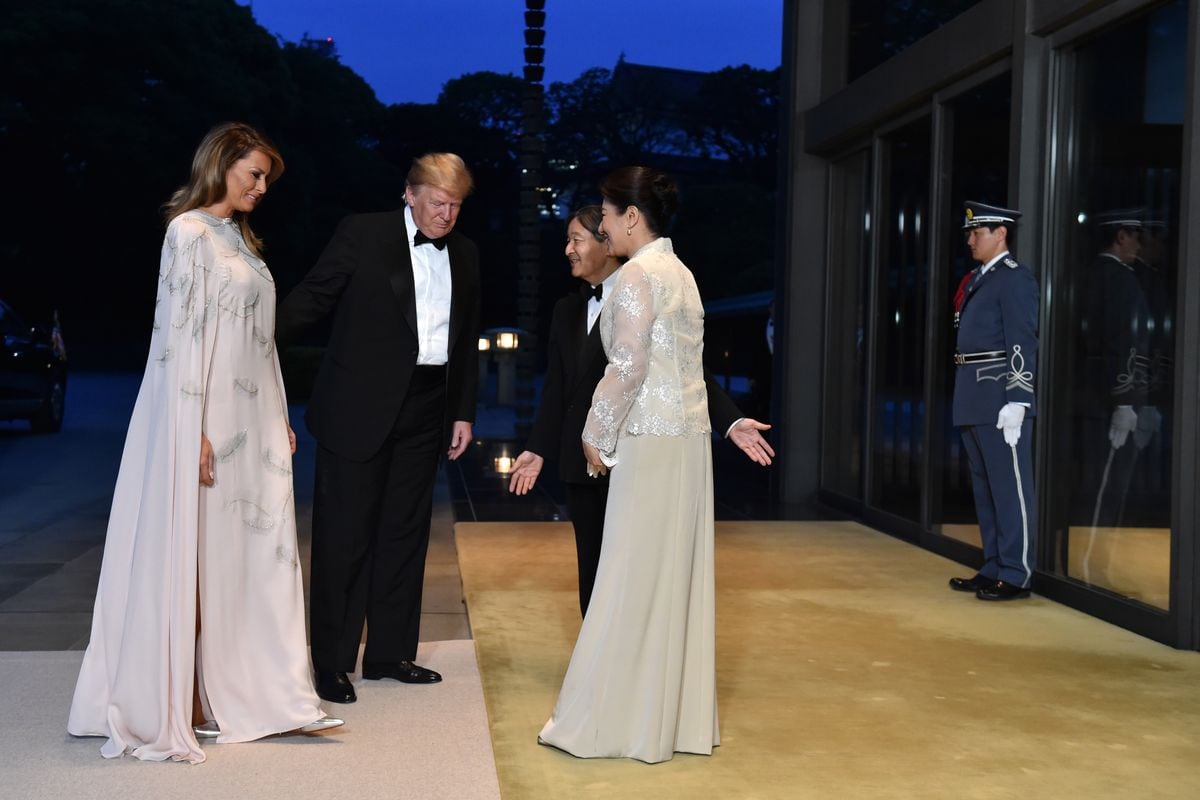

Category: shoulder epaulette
[1004, 257, 1019, 268]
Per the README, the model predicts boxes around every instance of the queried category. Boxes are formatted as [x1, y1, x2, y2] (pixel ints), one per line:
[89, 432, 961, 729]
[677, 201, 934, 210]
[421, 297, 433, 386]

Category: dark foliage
[0, 0, 779, 367]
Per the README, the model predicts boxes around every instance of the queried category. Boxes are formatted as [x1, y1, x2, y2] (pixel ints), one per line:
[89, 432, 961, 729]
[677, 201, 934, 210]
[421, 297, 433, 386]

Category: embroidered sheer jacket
[583, 238, 710, 462]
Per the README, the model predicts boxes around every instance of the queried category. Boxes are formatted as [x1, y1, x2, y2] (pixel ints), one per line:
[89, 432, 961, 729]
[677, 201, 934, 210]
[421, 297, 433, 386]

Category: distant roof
[611, 58, 707, 103]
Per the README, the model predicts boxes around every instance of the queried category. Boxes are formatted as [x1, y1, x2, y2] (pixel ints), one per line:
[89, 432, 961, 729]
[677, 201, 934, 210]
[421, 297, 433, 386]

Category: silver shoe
[193, 720, 220, 739]
[298, 715, 345, 733]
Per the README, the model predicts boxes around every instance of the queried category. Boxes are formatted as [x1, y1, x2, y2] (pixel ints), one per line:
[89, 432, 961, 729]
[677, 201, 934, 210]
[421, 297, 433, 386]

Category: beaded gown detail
[68, 210, 322, 763]
[540, 237, 718, 763]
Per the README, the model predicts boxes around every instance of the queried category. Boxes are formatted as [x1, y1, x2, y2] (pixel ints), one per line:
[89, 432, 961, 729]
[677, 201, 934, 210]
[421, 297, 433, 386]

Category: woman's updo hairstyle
[599, 166, 680, 235]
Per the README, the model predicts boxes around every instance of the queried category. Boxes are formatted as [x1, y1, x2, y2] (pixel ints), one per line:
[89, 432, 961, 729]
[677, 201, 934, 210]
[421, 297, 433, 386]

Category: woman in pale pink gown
[68, 123, 341, 763]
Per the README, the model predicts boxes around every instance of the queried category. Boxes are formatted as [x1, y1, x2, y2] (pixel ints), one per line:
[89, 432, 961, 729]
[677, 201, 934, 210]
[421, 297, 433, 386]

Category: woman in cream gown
[539, 166, 718, 763]
[68, 123, 337, 763]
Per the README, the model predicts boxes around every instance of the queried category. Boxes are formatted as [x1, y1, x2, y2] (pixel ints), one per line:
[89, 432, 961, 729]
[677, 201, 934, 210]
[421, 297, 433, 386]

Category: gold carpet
[456, 520, 1200, 800]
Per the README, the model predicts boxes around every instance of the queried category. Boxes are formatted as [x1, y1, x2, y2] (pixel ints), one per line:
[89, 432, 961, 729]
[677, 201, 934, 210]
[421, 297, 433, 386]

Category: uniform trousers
[960, 418, 1037, 587]
[309, 366, 446, 672]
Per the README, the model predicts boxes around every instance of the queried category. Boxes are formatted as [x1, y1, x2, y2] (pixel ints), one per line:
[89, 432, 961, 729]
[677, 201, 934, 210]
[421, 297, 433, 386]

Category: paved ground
[0, 372, 469, 650]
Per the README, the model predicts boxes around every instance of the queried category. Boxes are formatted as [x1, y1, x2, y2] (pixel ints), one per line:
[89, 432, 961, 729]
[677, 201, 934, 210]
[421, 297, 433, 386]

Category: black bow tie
[414, 230, 447, 250]
[583, 283, 603, 301]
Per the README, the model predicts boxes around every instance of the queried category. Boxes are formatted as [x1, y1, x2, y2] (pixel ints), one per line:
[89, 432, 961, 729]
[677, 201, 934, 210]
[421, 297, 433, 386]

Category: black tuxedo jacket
[525, 288, 741, 485]
[276, 210, 480, 462]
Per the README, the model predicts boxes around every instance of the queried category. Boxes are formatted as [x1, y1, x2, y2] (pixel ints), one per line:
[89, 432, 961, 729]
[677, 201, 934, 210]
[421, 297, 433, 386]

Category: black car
[0, 299, 67, 432]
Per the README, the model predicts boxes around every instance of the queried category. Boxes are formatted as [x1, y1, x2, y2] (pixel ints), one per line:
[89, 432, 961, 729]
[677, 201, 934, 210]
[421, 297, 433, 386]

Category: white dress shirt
[404, 206, 452, 365]
[586, 269, 624, 334]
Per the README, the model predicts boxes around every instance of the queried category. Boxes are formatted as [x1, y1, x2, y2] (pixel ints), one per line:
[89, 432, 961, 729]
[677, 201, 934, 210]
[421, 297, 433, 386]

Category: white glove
[996, 402, 1026, 447]
[1133, 405, 1162, 450]
[1109, 405, 1138, 448]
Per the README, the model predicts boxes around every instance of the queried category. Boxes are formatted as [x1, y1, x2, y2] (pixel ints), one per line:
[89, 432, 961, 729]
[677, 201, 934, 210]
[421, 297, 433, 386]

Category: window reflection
[821, 151, 873, 500]
[848, 0, 985, 80]
[1053, 0, 1185, 610]
[871, 118, 930, 521]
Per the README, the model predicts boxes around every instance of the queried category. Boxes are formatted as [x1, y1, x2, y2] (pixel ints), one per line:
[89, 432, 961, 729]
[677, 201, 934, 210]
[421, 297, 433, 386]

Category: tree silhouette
[0, 0, 781, 368]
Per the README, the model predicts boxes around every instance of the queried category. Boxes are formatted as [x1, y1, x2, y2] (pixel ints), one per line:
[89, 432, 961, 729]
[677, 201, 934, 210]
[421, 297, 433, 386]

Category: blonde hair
[406, 152, 474, 199]
[164, 122, 284, 257]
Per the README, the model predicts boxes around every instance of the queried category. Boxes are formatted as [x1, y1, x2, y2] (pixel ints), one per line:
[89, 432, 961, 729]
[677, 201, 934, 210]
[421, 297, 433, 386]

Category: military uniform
[950, 202, 1039, 599]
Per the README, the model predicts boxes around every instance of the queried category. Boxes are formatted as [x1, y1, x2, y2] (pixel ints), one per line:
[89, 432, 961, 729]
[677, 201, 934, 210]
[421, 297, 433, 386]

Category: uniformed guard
[948, 201, 1039, 600]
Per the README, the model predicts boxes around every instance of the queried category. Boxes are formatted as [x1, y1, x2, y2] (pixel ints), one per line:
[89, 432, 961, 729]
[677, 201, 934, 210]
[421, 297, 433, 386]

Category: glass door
[867, 118, 931, 524]
[1045, 0, 1186, 618]
[929, 72, 1013, 550]
[821, 149, 873, 503]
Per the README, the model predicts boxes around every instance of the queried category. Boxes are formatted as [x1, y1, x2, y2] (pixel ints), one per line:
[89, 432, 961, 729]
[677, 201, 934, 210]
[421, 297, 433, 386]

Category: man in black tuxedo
[509, 206, 774, 615]
[277, 153, 479, 703]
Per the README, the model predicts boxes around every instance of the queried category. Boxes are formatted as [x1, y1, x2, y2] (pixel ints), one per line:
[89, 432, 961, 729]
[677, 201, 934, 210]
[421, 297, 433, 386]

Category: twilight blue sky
[238, 0, 783, 104]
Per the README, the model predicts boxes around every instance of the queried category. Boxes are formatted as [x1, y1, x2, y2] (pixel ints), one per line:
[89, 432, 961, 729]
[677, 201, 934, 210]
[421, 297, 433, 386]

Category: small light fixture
[478, 336, 491, 351]
[497, 331, 519, 350]
[494, 455, 514, 475]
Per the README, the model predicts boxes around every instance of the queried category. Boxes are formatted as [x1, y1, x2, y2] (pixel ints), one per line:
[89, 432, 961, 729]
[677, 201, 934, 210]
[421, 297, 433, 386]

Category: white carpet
[0, 641, 500, 800]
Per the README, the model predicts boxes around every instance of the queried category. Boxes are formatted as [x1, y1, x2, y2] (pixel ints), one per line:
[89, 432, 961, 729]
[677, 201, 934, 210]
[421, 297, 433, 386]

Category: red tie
[953, 269, 977, 313]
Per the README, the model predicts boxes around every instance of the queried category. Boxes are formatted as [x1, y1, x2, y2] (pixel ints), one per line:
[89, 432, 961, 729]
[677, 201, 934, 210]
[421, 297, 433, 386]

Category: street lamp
[481, 327, 524, 406]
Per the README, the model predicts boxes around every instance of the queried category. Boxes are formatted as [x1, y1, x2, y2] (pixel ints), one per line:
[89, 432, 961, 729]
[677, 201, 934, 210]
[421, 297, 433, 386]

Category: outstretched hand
[508, 451, 545, 495]
[729, 418, 775, 466]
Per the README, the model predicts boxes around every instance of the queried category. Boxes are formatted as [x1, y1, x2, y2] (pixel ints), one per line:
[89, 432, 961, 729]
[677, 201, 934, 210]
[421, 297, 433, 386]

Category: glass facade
[1048, 0, 1186, 610]
[821, 150, 873, 500]
[848, 0, 986, 80]
[800, 0, 1198, 646]
[935, 73, 1012, 547]
[869, 119, 931, 521]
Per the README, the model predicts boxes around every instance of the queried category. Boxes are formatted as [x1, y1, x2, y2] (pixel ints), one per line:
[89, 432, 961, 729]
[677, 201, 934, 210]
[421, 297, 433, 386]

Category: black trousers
[565, 480, 609, 616]
[309, 368, 446, 672]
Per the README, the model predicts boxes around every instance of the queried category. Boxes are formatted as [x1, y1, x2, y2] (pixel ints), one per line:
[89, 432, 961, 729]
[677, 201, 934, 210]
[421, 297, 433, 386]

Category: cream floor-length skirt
[540, 432, 718, 763]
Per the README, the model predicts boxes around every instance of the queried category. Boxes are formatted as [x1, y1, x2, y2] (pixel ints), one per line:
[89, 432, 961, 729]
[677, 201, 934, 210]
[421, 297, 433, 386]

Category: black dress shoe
[361, 660, 442, 684]
[976, 581, 1031, 601]
[949, 573, 998, 592]
[315, 670, 357, 703]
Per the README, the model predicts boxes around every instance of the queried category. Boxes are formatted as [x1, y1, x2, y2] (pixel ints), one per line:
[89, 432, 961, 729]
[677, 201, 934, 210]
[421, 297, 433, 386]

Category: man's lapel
[446, 234, 469, 353]
[575, 307, 605, 388]
[386, 211, 419, 337]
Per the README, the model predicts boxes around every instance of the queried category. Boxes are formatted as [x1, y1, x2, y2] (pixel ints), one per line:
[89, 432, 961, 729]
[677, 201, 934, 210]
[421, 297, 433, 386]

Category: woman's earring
[625, 227, 632, 236]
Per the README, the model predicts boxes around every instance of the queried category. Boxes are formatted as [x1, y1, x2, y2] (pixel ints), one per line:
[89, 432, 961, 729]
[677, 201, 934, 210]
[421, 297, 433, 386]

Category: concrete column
[773, 0, 831, 510]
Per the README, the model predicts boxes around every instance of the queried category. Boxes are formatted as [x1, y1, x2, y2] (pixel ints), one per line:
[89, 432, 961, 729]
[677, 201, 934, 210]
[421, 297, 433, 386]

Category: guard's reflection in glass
[1073, 211, 1157, 589]
[1131, 219, 1173, 500]
[1070, 209, 1171, 604]
[1053, 0, 1185, 610]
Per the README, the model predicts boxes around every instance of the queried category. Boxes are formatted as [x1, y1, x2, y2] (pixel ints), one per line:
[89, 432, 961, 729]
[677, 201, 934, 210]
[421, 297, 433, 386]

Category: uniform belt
[954, 350, 1006, 365]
